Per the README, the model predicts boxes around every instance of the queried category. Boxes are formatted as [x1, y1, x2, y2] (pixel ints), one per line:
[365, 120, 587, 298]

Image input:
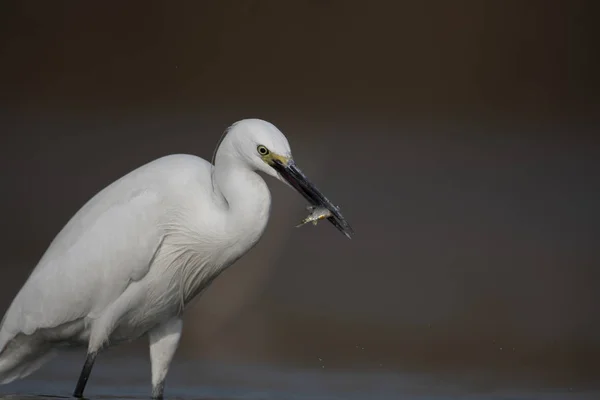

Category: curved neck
[212, 153, 272, 239]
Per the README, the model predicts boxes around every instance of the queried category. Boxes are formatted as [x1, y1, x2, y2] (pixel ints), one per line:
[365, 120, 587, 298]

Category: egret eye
[257, 145, 270, 156]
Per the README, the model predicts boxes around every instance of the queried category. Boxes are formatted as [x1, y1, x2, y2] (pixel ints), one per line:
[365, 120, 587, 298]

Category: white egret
[0, 119, 352, 398]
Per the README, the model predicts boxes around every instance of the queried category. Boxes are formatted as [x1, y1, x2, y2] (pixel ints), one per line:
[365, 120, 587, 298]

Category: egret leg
[148, 317, 183, 399]
[73, 351, 97, 398]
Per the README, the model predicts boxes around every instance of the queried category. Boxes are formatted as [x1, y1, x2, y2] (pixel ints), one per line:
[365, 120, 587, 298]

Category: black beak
[272, 159, 354, 239]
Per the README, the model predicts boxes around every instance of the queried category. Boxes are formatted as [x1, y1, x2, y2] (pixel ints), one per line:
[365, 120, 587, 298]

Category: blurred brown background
[1, 0, 599, 388]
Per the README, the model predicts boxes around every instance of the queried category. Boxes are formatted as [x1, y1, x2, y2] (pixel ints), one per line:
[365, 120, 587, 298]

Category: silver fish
[296, 205, 333, 228]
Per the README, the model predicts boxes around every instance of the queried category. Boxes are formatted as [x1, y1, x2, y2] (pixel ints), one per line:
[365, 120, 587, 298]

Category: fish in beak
[269, 156, 354, 239]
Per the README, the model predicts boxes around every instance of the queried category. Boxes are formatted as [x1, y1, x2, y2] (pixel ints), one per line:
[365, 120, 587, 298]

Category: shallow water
[0, 353, 598, 400]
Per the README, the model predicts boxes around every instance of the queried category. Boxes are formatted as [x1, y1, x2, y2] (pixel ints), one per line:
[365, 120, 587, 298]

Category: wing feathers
[0, 189, 164, 342]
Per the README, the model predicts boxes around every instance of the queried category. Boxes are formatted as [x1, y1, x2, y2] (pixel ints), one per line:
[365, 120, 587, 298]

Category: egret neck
[212, 152, 272, 246]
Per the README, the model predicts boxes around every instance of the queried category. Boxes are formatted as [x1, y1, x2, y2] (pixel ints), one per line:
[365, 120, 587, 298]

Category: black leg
[73, 351, 97, 398]
[152, 381, 164, 400]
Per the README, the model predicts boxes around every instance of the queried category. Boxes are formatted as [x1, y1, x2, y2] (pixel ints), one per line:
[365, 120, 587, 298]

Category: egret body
[0, 119, 352, 398]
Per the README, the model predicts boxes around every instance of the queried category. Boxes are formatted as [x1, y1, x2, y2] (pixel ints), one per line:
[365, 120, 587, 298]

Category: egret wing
[0, 188, 164, 344]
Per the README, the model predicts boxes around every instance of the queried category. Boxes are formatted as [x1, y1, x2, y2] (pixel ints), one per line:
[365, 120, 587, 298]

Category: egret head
[221, 119, 353, 238]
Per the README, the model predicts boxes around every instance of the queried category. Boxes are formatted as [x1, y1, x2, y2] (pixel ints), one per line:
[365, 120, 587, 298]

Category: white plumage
[0, 119, 352, 398]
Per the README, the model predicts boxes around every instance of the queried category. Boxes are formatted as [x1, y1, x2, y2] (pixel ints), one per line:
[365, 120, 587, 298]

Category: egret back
[0, 155, 213, 351]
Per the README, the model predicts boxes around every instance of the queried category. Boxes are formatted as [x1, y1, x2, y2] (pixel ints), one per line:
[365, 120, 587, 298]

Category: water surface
[1, 353, 597, 400]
